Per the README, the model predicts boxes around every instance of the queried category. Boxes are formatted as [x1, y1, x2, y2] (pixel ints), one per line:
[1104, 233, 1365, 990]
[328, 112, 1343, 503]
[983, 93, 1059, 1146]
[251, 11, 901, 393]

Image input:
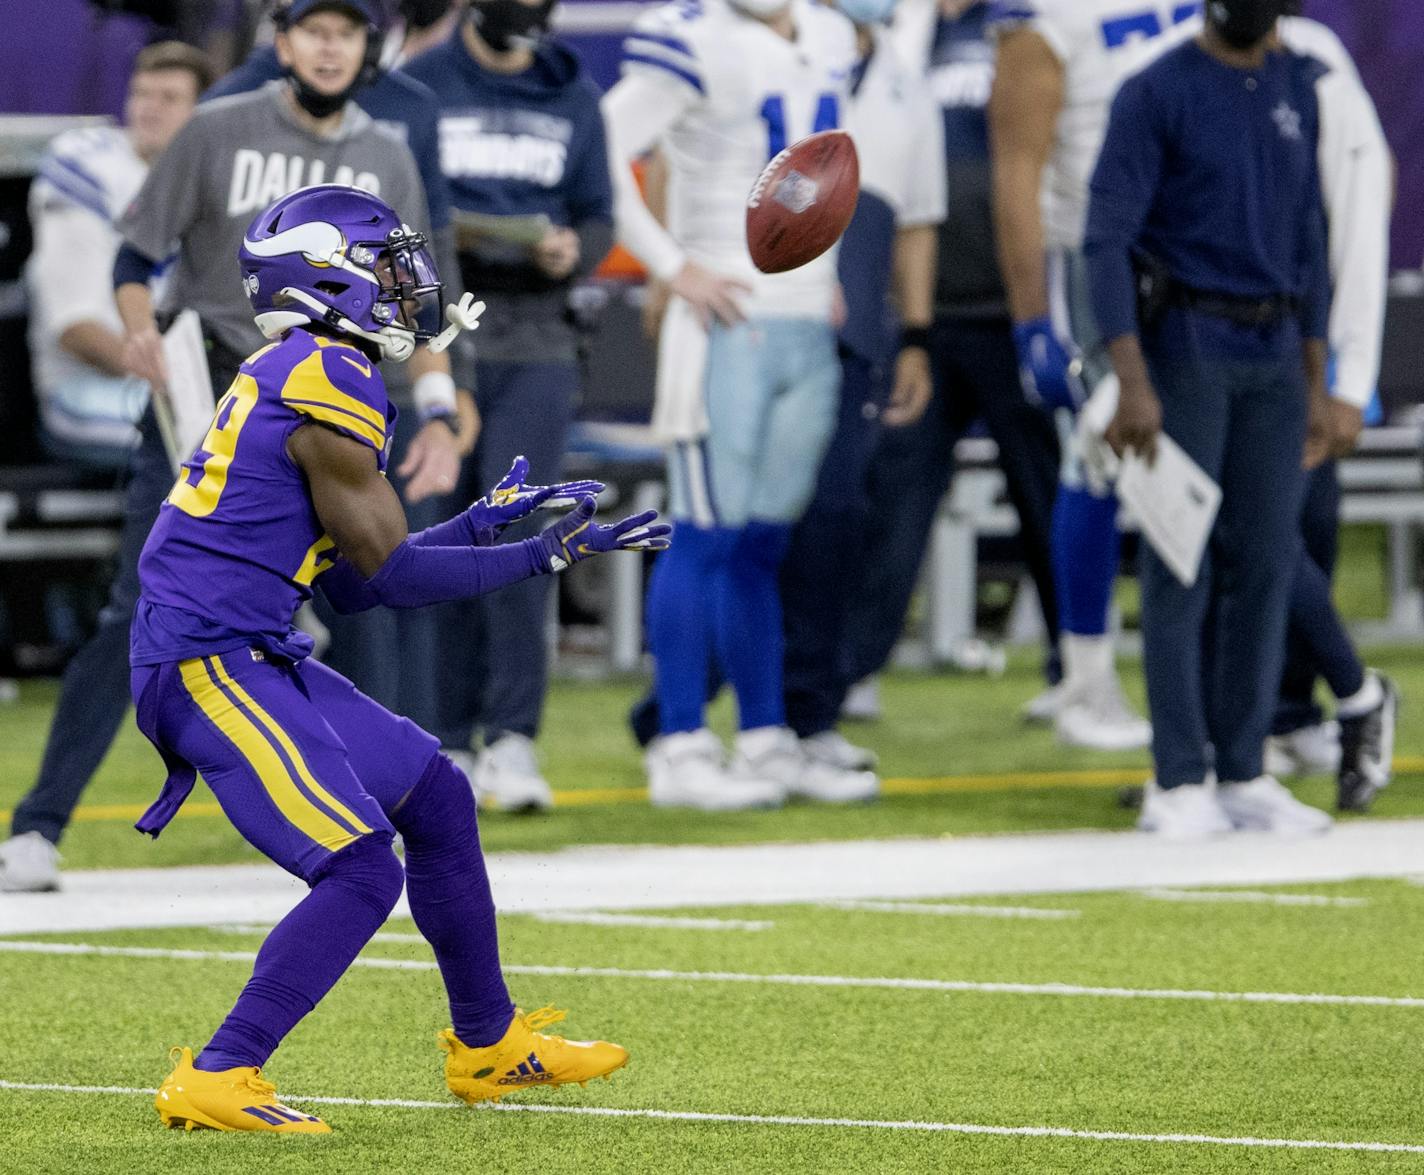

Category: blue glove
[1012, 316, 1085, 412]
[465, 456, 606, 545]
[539, 497, 672, 571]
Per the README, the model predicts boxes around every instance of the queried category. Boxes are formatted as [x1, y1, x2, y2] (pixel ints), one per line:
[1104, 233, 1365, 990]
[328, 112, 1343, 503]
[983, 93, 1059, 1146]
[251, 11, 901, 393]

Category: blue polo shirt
[1085, 40, 1330, 350]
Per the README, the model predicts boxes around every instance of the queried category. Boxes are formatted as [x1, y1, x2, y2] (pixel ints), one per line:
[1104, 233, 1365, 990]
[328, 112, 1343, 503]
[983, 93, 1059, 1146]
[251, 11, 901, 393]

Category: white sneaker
[1137, 781, 1234, 840]
[646, 729, 784, 811]
[795, 758, 880, 803]
[472, 734, 554, 813]
[1264, 721, 1341, 778]
[1022, 680, 1072, 725]
[1055, 675, 1151, 751]
[802, 730, 877, 772]
[733, 726, 877, 805]
[840, 677, 881, 722]
[0, 831, 62, 892]
[1217, 775, 1332, 835]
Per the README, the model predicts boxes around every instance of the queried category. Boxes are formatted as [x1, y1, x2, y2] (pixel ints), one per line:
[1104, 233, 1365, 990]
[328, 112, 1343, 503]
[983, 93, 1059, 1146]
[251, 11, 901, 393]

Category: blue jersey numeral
[758, 92, 840, 161]
[1099, 3, 1200, 49]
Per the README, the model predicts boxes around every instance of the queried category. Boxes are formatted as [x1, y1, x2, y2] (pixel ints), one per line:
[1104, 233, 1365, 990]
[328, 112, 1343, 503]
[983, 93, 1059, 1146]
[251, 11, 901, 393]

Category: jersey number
[1100, 3, 1200, 48]
[167, 374, 259, 519]
[758, 92, 840, 161]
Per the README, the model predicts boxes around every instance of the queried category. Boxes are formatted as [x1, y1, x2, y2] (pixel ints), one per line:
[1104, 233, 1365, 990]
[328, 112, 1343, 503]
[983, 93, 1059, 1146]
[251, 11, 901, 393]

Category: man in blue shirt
[1087, 0, 1333, 839]
[404, 0, 614, 810]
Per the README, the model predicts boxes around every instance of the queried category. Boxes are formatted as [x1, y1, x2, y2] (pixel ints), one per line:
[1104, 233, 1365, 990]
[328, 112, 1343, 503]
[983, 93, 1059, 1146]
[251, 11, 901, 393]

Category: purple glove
[1012, 316, 1086, 412]
[460, 456, 605, 545]
[538, 497, 672, 571]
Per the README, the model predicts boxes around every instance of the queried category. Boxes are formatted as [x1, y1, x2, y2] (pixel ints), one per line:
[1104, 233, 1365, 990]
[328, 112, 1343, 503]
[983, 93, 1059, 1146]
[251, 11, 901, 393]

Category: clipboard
[1117, 434, 1222, 588]
[155, 310, 217, 473]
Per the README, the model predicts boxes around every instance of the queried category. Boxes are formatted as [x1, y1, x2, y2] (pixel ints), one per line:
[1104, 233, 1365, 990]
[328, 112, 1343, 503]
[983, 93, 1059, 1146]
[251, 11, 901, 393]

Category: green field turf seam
[15, 756, 1424, 825]
[7, 939, 1424, 1009]
[2, 1080, 1423, 1155]
[823, 900, 1081, 920]
[1139, 889, 1370, 907]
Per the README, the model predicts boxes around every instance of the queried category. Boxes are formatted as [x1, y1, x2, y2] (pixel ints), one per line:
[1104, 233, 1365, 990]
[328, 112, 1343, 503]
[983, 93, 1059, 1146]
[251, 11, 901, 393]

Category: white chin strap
[266, 287, 417, 362]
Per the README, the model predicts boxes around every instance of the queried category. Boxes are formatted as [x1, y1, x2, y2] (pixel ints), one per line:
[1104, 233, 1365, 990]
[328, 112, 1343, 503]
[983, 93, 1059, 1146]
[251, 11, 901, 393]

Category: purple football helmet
[239, 184, 442, 362]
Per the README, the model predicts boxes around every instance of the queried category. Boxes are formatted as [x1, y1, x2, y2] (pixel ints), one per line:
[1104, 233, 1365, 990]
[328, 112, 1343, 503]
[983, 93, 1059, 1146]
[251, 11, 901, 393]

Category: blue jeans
[434, 361, 577, 748]
[1141, 311, 1307, 788]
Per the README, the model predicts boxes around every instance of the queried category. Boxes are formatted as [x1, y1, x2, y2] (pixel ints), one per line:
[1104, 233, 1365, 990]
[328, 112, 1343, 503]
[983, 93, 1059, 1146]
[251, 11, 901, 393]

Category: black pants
[842, 315, 1061, 688]
[782, 350, 883, 737]
[11, 344, 243, 844]
[1273, 461, 1363, 734]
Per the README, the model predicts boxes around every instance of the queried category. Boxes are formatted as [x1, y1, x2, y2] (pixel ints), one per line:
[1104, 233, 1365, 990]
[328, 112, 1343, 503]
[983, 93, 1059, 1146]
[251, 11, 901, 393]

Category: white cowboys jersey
[620, 0, 858, 318]
[991, 0, 1200, 251]
[848, 27, 946, 230]
[26, 126, 149, 406]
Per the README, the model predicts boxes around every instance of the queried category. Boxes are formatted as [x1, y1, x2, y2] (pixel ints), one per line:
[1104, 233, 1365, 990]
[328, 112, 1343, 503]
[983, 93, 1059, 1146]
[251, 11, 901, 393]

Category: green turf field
[3, 646, 1424, 871]
[4, 879, 1424, 1172]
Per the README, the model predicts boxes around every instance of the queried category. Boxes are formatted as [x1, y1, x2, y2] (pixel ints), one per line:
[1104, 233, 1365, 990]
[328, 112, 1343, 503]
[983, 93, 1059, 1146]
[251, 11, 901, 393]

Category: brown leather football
[745, 129, 860, 275]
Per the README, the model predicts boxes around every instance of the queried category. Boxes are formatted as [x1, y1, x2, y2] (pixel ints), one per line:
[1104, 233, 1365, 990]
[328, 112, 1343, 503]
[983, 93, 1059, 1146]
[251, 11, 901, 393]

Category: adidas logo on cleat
[241, 1103, 323, 1126]
[496, 1053, 552, 1086]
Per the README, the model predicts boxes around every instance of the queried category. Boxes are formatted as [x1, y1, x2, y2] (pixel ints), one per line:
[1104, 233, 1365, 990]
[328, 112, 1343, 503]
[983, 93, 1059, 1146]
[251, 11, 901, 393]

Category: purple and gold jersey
[131, 328, 395, 666]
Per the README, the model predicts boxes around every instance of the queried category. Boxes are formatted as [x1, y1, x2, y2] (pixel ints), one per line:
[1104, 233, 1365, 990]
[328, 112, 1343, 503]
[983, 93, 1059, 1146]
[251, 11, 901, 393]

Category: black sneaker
[1337, 673, 1398, 813]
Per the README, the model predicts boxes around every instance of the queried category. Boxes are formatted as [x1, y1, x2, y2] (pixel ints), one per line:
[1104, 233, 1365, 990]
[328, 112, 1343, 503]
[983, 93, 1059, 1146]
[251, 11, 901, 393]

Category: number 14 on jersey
[759, 92, 840, 161]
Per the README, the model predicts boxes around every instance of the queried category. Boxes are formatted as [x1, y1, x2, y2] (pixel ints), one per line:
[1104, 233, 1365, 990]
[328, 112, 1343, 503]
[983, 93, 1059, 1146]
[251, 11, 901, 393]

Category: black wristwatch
[900, 325, 931, 353]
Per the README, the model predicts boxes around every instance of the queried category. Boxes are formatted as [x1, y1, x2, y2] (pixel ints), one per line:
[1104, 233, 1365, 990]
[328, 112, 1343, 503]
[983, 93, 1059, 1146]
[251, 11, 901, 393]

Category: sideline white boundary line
[528, 912, 776, 931]
[1139, 890, 1369, 908]
[208, 911, 776, 936]
[5, 940, 1424, 1009]
[824, 900, 1080, 920]
[1, 1079, 1421, 1155]
[9, 820, 1424, 936]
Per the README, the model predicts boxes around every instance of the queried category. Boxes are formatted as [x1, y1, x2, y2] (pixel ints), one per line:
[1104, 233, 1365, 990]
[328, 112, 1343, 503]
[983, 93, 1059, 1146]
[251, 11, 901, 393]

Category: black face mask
[401, 0, 452, 30]
[469, 0, 555, 52]
[285, 68, 363, 117]
[1206, 0, 1282, 49]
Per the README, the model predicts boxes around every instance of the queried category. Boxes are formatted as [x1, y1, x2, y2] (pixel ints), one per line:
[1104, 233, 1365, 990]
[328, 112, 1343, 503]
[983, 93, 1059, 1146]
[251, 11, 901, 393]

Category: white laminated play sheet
[1117, 433, 1221, 588]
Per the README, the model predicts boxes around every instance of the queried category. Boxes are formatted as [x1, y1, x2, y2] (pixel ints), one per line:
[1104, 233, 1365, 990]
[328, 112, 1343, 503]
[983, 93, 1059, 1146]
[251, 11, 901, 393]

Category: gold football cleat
[154, 1047, 330, 1134]
[439, 1006, 629, 1104]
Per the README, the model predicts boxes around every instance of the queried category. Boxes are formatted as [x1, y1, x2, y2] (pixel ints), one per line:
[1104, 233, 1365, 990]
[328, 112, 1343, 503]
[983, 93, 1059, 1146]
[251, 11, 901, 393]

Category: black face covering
[402, 0, 452, 30]
[285, 69, 363, 117]
[1206, 0, 1283, 49]
[469, 0, 556, 52]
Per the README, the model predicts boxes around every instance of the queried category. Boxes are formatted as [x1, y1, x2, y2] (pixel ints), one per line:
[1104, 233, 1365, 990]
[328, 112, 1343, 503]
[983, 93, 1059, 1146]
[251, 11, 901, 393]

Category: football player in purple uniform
[132, 184, 666, 1133]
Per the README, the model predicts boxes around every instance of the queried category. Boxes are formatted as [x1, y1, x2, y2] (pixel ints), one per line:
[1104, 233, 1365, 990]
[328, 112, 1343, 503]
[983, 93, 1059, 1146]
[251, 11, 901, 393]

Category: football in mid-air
[745, 129, 860, 275]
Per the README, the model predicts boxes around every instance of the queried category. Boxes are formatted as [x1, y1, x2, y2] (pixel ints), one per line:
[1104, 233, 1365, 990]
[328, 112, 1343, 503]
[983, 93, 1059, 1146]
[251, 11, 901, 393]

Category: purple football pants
[131, 649, 515, 1069]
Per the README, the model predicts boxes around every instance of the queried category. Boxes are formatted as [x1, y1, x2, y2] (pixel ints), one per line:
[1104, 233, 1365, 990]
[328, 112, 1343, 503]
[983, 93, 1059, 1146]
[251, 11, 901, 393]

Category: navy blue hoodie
[404, 32, 614, 363]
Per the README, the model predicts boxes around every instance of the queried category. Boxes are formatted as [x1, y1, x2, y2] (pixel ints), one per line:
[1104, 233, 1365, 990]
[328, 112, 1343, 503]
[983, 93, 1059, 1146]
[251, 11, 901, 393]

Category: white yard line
[1, 1079, 1421, 1155]
[1139, 889, 1369, 908]
[5, 940, 1424, 1009]
[208, 912, 776, 937]
[824, 900, 1079, 920]
[6, 819, 1424, 936]
[527, 912, 775, 931]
